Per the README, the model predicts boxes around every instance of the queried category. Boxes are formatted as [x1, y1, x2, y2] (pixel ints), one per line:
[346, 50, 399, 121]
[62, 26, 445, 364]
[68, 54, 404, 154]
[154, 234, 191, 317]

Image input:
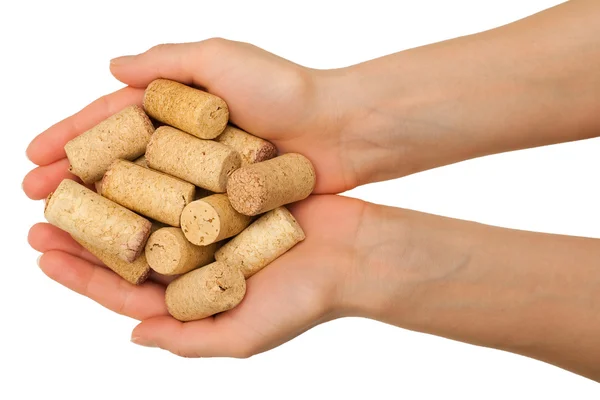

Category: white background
[2, 0, 599, 398]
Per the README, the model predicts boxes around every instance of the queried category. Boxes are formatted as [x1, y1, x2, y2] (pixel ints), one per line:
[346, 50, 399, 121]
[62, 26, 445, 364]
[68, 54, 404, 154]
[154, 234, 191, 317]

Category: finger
[131, 254, 331, 358]
[26, 87, 144, 166]
[109, 39, 240, 91]
[31, 223, 173, 286]
[39, 250, 168, 321]
[22, 158, 79, 200]
[28, 223, 102, 266]
[131, 316, 246, 357]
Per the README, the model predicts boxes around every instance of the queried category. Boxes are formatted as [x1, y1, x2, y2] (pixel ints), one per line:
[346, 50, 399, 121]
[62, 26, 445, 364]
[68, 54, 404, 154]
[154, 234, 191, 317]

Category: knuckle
[201, 37, 228, 49]
[148, 43, 175, 55]
[197, 37, 232, 57]
[231, 343, 257, 359]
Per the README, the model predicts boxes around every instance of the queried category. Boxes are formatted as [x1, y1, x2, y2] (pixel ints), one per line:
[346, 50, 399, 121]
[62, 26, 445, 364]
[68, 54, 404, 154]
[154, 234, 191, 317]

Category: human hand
[28, 194, 365, 357]
[23, 39, 373, 356]
[24, 39, 362, 199]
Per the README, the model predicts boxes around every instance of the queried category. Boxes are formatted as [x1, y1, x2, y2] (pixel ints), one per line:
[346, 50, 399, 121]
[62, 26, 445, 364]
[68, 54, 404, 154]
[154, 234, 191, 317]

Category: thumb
[130, 315, 254, 358]
[109, 38, 235, 91]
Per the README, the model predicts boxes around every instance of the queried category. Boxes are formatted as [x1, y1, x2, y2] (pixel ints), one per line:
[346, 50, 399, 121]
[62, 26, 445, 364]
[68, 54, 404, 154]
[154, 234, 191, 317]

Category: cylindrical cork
[145, 126, 241, 192]
[101, 160, 195, 227]
[180, 194, 252, 246]
[45, 179, 151, 262]
[143, 79, 229, 139]
[215, 207, 305, 278]
[95, 155, 147, 194]
[65, 105, 154, 184]
[215, 125, 277, 166]
[76, 239, 151, 285]
[227, 153, 316, 216]
[145, 227, 218, 275]
[165, 261, 246, 321]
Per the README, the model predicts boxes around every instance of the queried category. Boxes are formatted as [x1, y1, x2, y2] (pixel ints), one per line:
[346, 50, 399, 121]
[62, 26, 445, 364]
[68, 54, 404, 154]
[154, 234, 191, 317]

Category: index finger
[26, 86, 145, 166]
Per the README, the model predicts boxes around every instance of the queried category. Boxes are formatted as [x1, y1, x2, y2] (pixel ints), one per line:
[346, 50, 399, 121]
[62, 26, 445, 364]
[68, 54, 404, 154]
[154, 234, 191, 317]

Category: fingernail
[110, 55, 134, 66]
[131, 336, 157, 348]
[36, 255, 42, 268]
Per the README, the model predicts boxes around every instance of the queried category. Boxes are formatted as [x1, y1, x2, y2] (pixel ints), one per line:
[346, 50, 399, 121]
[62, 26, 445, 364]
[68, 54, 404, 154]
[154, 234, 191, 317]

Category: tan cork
[65, 105, 154, 184]
[145, 126, 241, 192]
[227, 153, 316, 216]
[76, 239, 151, 285]
[145, 227, 217, 275]
[215, 207, 305, 278]
[101, 160, 195, 227]
[143, 79, 229, 139]
[180, 194, 252, 246]
[95, 155, 147, 195]
[45, 179, 152, 262]
[165, 261, 246, 321]
[215, 125, 277, 166]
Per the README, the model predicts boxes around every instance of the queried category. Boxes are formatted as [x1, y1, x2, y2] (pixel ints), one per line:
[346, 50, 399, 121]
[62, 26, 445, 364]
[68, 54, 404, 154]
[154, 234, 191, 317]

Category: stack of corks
[44, 79, 315, 322]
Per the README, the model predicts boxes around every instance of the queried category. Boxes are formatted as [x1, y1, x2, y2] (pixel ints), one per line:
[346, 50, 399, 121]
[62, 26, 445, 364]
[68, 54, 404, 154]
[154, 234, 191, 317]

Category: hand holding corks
[45, 77, 318, 321]
[23, 2, 600, 381]
[25, 39, 368, 356]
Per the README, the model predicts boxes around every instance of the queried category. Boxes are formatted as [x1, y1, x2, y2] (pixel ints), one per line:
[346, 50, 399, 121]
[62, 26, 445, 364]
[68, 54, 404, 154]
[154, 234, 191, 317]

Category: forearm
[346, 203, 600, 381]
[334, 0, 600, 185]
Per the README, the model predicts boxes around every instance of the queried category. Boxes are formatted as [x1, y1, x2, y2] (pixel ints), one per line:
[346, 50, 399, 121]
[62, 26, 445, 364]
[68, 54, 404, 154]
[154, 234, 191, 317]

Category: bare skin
[24, 0, 600, 381]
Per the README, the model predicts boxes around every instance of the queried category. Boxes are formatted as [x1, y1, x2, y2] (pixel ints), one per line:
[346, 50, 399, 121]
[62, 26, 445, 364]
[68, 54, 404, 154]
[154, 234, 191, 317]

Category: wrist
[338, 203, 478, 325]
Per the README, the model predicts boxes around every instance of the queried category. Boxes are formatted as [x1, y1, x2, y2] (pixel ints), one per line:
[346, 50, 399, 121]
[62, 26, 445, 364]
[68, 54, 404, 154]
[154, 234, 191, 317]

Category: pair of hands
[24, 39, 387, 357]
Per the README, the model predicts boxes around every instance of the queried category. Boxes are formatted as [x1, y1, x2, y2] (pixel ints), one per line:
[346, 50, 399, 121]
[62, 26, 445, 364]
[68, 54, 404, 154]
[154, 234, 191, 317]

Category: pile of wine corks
[44, 79, 315, 321]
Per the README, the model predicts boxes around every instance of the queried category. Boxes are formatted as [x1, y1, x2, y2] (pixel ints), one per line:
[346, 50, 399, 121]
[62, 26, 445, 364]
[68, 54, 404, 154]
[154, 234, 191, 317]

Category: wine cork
[95, 155, 148, 194]
[45, 179, 151, 262]
[180, 194, 252, 246]
[101, 160, 195, 227]
[215, 125, 277, 165]
[145, 227, 218, 275]
[215, 207, 305, 278]
[76, 239, 151, 285]
[227, 153, 316, 216]
[65, 105, 154, 184]
[143, 79, 229, 139]
[166, 261, 246, 321]
[145, 126, 241, 192]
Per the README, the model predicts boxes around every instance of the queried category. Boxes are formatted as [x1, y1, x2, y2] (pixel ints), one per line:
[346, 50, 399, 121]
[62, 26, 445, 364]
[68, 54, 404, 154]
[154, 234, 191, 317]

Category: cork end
[216, 150, 242, 193]
[145, 228, 184, 275]
[165, 261, 246, 321]
[134, 266, 152, 285]
[180, 200, 221, 246]
[123, 219, 153, 262]
[227, 168, 268, 216]
[253, 141, 278, 163]
[275, 206, 306, 241]
[142, 80, 162, 118]
[287, 153, 317, 194]
[128, 104, 155, 137]
[195, 98, 229, 139]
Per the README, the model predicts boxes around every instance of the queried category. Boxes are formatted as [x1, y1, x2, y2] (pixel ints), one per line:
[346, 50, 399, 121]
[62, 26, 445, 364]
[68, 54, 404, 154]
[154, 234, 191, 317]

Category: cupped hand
[24, 38, 360, 200]
[23, 39, 370, 357]
[29, 195, 364, 357]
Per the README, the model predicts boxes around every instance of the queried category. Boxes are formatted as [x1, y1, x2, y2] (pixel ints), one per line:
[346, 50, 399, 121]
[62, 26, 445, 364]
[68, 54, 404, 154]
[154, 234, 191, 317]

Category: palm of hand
[24, 39, 364, 356]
